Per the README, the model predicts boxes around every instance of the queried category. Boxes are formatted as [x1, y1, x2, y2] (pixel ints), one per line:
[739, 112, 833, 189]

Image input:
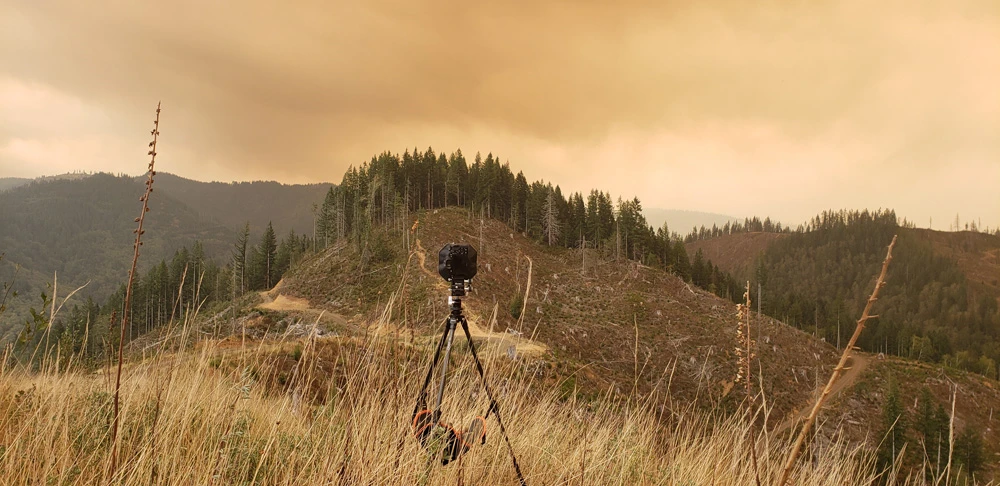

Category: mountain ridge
[0, 172, 331, 338]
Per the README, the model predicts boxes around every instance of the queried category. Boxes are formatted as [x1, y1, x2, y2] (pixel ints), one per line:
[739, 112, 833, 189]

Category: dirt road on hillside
[258, 289, 311, 312]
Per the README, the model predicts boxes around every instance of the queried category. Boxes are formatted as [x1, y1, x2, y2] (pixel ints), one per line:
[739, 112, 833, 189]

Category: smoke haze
[2, 0, 998, 227]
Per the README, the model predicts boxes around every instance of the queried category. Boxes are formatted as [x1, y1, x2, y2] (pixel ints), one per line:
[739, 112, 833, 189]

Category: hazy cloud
[1, 0, 998, 227]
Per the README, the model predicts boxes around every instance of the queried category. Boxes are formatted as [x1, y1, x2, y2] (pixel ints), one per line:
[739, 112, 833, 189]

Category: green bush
[369, 232, 396, 264]
[509, 295, 524, 319]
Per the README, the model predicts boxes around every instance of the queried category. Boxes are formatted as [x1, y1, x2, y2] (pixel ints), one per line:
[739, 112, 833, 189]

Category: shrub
[509, 294, 524, 319]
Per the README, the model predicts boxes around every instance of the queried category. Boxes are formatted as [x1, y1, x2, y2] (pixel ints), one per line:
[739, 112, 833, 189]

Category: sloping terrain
[155, 172, 333, 235]
[824, 355, 1000, 480]
[912, 228, 1000, 304]
[0, 172, 336, 339]
[279, 207, 841, 420]
[263, 208, 1000, 482]
[686, 228, 1000, 305]
[0, 174, 232, 337]
[0, 177, 30, 192]
[686, 231, 788, 277]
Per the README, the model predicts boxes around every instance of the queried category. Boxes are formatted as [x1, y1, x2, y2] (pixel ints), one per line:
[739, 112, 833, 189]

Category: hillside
[913, 228, 1000, 304]
[0, 172, 336, 340]
[278, 208, 841, 418]
[824, 355, 1000, 481]
[154, 173, 334, 235]
[686, 217, 1000, 360]
[0, 177, 30, 192]
[0, 174, 234, 338]
[686, 231, 788, 276]
[690, 227, 1000, 298]
[232, 207, 1000, 481]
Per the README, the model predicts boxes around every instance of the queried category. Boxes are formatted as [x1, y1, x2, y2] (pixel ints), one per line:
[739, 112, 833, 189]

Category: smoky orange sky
[2, 0, 998, 229]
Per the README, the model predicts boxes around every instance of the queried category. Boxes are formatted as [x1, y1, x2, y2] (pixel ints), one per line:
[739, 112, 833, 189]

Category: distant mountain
[0, 171, 337, 340]
[154, 173, 334, 236]
[0, 178, 30, 192]
[0, 173, 237, 338]
[644, 208, 739, 235]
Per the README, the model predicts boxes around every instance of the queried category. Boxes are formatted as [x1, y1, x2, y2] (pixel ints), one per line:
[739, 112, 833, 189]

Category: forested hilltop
[311, 146, 1000, 379]
[311, 148, 744, 300]
[688, 209, 1000, 379]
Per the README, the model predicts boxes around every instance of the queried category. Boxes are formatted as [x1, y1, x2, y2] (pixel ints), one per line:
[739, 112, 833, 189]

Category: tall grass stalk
[109, 102, 161, 479]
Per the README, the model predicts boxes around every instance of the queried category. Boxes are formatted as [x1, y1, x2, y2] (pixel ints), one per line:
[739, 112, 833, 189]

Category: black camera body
[438, 243, 478, 283]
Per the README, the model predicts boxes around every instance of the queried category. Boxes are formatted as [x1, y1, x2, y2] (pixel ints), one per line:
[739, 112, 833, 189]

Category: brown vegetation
[686, 232, 788, 276]
[0, 305, 891, 485]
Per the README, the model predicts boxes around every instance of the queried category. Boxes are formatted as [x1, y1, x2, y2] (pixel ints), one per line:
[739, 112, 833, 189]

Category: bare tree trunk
[778, 235, 897, 486]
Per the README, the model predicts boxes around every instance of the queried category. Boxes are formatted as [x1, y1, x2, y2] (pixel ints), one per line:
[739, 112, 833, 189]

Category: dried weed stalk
[735, 282, 756, 395]
[736, 281, 761, 486]
[109, 102, 161, 480]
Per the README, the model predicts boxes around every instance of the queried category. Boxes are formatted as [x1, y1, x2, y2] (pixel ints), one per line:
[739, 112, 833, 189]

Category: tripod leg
[413, 317, 452, 419]
[460, 317, 528, 486]
[433, 319, 457, 418]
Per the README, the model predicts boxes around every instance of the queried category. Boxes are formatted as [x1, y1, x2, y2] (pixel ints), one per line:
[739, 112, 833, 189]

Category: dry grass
[0, 304, 896, 486]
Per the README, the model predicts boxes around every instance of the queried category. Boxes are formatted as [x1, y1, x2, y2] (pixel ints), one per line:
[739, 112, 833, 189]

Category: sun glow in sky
[1, 0, 998, 228]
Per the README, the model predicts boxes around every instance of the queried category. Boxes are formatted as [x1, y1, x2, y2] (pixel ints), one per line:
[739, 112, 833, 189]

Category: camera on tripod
[438, 243, 477, 295]
[412, 243, 524, 480]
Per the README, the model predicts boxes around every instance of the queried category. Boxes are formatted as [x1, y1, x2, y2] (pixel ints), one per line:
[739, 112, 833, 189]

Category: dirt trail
[258, 289, 311, 312]
[257, 278, 312, 312]
[256, 280, 351, 332]
[414, 239, 548, 358]
[252, 240, 546, 358]
[776, 353, 872, 434]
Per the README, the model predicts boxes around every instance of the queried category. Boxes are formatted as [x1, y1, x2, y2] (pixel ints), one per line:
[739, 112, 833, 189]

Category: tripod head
[448, 280, 470, 320]
[449, 279, 471, 297]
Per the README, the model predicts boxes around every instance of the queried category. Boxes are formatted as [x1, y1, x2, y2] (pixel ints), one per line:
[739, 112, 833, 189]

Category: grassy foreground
[0, 322, 891, 486]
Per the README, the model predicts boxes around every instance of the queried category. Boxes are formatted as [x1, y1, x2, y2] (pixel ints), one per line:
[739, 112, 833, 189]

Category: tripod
[412, 280, 527, 485]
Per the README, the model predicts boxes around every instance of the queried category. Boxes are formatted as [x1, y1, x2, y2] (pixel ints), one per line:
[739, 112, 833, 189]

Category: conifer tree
[673, 240, 691, 281]
[915, 387, 949, 472]
[877, 377, 907, 472]
[542, 190, 561, 246]
[585, 190, 602, 245]
[955, 426, 984, 477]
[258, 222, 278, 289]
[232, 222, 251, 296]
